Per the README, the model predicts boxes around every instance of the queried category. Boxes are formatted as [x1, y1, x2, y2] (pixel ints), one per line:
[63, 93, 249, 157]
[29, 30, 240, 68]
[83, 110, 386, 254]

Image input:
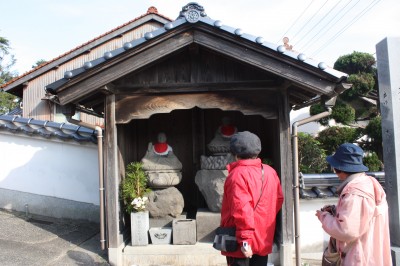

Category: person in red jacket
[220, 131, 284, 266]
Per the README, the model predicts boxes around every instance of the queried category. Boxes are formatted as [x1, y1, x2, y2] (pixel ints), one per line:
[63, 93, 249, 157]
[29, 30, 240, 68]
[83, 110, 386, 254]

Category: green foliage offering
[317, 126, 362, 155]
[331, 102, 355, 125]
[363, 152, 382, 171]
[298, 132, 327, 173]
[120, 162, 151, 214]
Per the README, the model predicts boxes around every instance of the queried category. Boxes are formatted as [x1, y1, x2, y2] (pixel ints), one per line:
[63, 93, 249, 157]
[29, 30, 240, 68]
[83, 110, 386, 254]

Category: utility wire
[312, 0, 382, 57]
[276, 0, 315, 44]
[299, 0, 357, 52]
[291, 0, 329, 43]
[295, 0, 344, 48]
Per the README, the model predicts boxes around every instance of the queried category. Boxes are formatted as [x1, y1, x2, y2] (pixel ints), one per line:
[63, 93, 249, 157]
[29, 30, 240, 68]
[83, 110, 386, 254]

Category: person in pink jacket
[316, 143, 392, 265]
[220, 131, 284, 266]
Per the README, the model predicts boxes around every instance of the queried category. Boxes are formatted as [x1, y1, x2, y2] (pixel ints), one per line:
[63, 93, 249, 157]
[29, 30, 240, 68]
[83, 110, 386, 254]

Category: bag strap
[253, 165, 265, 210]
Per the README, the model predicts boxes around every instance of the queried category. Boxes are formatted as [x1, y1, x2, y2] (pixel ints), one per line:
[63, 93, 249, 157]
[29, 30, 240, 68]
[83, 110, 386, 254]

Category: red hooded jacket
[220, 158, 284, 258]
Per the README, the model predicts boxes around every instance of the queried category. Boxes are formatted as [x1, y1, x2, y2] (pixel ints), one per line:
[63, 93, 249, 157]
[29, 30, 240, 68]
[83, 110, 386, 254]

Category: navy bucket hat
[230, 131, 261, 158]
[326, 143, 369, 172]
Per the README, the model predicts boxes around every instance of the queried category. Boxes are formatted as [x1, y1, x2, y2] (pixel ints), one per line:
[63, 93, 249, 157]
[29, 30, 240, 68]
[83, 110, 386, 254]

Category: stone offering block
[172, 219, 196, 245]
[131, 211, 149, 246]
[149, 227, 172, 244]
[196, 208, 221, 242]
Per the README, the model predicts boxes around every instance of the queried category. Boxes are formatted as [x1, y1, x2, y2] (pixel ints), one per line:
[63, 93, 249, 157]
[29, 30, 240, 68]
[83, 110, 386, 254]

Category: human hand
[241, 242, 253, 258]
[320, 205, 336, 215]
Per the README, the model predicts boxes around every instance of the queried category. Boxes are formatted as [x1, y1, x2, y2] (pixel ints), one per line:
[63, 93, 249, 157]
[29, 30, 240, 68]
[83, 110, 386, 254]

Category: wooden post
[277, 89, 294, 266]
[105, 94, 123, 265]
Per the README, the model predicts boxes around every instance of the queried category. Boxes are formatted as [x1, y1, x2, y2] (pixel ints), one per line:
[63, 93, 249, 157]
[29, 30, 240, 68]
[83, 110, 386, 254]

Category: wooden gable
[51, 24, 347, 120]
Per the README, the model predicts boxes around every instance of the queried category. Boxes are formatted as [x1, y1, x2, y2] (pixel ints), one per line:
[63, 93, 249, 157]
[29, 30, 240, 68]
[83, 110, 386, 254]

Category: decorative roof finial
[178, 2, 207, 23]
[147, 6, 158, 14]
[283, 37, 293, 51]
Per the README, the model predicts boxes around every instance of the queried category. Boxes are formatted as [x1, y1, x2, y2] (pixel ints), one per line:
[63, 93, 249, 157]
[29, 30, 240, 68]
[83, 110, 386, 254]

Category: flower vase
[130, 210, 149, 246]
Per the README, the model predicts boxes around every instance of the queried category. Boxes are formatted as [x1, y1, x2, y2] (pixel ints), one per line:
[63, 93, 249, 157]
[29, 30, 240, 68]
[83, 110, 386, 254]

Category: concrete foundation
[123, 242, 226, 266]
[0, 188, 99, 222]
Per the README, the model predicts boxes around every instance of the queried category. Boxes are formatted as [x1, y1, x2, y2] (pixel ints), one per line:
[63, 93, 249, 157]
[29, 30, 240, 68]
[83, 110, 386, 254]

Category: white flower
[131, 196, 148, 211]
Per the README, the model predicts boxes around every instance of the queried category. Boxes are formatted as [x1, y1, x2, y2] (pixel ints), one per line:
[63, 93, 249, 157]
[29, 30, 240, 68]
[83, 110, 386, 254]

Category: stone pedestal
[173, 219, 196, 245]
[131, 211, 149, 246]
[196, 208, 220, 242]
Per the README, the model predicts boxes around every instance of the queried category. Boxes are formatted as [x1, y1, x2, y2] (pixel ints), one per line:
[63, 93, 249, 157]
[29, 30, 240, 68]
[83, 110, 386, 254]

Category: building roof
[299, 172, 385, 199]
[45, 3, 348, 96]
[0, 115, 97, 143]
[1, 7, 172, 97]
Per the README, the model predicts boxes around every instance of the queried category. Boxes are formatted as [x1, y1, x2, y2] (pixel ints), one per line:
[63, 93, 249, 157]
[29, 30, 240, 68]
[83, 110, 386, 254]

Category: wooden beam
[115, 92, 277, 123]
[113, 80, 279, 94]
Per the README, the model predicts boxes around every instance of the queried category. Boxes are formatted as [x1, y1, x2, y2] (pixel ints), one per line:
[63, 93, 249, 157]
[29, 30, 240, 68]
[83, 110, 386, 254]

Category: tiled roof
[45, 3, 348, 93]
[0, 115, 97, 143]
[0, 7, 172, 92]
[3, 106, 22, 116]
[299, 172, 385, 199]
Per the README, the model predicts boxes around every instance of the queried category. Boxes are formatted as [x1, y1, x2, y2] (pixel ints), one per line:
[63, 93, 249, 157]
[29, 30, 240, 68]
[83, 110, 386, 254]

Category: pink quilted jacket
[317, 173, 392, 265]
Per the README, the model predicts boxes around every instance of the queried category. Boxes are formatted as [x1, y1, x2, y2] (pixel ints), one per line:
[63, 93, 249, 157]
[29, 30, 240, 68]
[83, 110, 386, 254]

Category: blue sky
[1, 0, 399, 75]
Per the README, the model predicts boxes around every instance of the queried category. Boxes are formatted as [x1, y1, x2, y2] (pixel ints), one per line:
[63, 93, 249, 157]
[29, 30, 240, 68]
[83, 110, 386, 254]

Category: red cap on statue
[153, 132, 172, 155]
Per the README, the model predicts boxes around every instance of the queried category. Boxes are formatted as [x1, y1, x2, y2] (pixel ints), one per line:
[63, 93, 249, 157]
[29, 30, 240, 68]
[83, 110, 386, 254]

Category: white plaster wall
[298, 198, 338, 260]
[0, 131, 99, 205]
[290, 107, 324, 135]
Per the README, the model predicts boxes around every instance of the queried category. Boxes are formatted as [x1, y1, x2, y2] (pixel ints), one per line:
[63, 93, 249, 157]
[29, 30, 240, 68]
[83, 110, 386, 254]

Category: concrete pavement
[0, 208, 109, 266]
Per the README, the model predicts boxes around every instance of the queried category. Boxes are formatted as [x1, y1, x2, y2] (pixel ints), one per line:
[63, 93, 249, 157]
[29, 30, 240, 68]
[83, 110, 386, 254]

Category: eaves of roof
[1, 7, 172, 96]
[45, 3, 349, 95]
[0, 115, 97, 143]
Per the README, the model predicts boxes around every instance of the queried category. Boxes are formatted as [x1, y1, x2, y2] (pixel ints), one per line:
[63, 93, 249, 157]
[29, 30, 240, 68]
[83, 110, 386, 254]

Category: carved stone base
[146, 171, 182, 188]
[195, 170, 227, 212]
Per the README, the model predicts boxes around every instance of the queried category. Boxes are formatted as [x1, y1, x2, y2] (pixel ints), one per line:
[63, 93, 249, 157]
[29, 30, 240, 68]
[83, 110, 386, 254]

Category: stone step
[123, 242, 226, 266]
[123, 242, 283, 266]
